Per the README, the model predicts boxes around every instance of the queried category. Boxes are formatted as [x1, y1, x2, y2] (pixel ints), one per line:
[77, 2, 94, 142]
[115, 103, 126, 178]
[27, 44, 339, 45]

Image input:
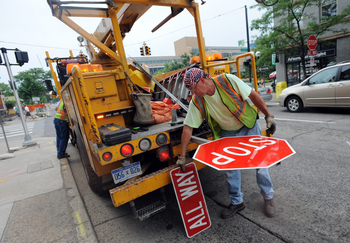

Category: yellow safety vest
[55, 101, 68, 121]
[192, 73, 257, 139]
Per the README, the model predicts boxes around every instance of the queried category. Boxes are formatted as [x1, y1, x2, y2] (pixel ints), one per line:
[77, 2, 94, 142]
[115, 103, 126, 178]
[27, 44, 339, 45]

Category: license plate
[260, 90, 267, 94]
[111, 162, 142, 184]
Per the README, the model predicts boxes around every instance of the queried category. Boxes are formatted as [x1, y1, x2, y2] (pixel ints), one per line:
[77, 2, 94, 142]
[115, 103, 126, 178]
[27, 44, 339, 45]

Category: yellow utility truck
[45, 0, 263, 220]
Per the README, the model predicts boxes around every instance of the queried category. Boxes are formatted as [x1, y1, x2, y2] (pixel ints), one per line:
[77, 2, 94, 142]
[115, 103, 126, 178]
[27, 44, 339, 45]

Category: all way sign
[170, 163, 211, 238]
[193, 136, 295, 170]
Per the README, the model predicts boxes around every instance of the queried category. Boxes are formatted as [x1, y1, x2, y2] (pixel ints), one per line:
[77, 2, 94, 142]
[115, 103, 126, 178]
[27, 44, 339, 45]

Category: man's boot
[221, 202, 245, 219]
[264, 198, 275, 218]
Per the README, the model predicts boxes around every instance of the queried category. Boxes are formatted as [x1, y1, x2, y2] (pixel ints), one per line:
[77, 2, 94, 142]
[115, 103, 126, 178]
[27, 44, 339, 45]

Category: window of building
[321, 0, 337, 20]
[292, 18, 303, 29]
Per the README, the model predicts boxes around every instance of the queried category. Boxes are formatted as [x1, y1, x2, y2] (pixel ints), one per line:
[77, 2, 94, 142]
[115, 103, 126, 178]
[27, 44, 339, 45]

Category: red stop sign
[193, 136, 295, 170]
[308, 35, 317, 50]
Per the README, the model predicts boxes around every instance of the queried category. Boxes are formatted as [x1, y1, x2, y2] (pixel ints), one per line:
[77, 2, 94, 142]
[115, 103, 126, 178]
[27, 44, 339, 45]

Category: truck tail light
[121, 144, 134, 157]
[156, 133, 168, 146]
[158, 146, 170, 162]
[97, 115, 104, 119]
[139, 138, 151, 151]
[102, 152, 112, 161]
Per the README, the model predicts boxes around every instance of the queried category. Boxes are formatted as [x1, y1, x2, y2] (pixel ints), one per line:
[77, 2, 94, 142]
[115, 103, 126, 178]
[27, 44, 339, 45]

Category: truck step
[136, 201, 166, 221]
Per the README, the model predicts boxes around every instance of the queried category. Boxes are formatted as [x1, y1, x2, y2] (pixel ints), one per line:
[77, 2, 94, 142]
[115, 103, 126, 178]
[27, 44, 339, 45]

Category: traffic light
[15, 51, 29, 66]
[145, 46, 151, 56]
[243, 60, 250, 67]
[140, 46, 145, 56]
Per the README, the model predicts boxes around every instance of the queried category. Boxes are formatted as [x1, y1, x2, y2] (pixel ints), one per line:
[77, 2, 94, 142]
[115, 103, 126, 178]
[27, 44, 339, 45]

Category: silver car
[279, 61, 350, 112]
[244, 81, 272, 103]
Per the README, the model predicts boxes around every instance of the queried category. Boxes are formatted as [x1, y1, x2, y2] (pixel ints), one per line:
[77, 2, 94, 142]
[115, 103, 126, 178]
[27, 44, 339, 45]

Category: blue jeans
[54, 118, 69, 157]
[221, 121, 274, 205]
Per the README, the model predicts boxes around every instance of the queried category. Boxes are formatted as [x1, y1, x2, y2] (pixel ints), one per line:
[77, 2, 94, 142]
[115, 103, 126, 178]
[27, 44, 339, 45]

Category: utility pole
[245, 5, 252, 82]
[0, 47, 37, 147]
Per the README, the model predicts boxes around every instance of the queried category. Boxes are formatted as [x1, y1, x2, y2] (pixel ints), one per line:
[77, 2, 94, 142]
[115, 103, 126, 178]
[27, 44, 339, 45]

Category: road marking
[74, 211, 86, 237]
[347, 141, 350, 146]
[0, 172, 26, 184]
[0, 123, 34, 139]
[274, 118, 335, 124]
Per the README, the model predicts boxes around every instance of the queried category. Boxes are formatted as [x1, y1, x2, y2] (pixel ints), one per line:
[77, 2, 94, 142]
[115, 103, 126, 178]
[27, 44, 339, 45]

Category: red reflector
[97, 115, 104, 119]
[158, 146, 170, 162]
[121, 144, 133, 157]
[102, 152, 112, 161]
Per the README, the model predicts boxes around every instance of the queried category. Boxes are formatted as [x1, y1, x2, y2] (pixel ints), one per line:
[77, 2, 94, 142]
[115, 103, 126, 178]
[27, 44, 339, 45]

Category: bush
[5, 99, 15, 110]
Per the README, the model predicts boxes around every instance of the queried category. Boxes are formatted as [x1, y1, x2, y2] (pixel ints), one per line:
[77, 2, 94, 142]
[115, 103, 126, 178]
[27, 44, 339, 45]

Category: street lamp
[256, 51, 261, 59]
[0, 47, 37, 147]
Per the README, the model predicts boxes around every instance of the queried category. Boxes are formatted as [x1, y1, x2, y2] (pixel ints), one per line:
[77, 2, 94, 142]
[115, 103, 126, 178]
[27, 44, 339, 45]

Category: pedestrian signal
[140, 46, 145, 56]
[145, 46, 151, 56]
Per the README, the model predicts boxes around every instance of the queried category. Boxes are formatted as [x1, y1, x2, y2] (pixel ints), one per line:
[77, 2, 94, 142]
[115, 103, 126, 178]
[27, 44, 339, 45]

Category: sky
[0, 0, 265, 84]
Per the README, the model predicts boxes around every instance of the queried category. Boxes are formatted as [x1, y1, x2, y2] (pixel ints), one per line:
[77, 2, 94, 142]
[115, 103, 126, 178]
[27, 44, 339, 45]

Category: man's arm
[176, 125, 194, 171]
[180, 125, 194, 157]
[248, 89, 276, 136]
[248, 89, 271, 117]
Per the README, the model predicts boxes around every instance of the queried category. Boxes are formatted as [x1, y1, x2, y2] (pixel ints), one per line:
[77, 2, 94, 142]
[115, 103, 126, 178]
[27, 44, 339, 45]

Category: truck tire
[73, 125, 104, 195]
[69, 127, 76, 147]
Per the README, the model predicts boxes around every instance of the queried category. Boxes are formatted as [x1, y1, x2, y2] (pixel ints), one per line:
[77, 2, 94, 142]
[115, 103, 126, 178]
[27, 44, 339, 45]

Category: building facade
[129, 37, 248, 75]
[275, 0, 350, 86]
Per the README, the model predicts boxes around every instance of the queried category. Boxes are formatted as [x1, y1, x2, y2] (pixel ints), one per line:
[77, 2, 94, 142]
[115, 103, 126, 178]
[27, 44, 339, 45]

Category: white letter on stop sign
[211, 152, 235, 165]
[211, 147, 251, 165]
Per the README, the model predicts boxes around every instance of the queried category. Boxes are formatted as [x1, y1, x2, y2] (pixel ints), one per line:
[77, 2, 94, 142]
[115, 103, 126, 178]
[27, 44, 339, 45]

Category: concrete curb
[0, 153, 15, 160]
[60, 158, 99, 243]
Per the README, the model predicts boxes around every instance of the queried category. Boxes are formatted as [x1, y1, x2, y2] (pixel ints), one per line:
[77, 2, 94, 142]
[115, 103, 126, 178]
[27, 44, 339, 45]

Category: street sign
[307, 35, 317, 50]
[170, 163, 211, 238]
[310, 57, 315, 66]
[193, 136, 295, 170]
[271, 53, 276, 66]
[307, 49, 318, 56]
[259, 66, 270, 72]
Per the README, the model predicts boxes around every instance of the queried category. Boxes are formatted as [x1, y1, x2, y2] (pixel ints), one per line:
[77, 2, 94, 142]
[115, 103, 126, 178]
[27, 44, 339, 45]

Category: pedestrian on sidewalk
[54, 100, 70, 159]
[24, 104, 35, 121]
[176, 68, 277, 218]
[13, 105, 20, 117]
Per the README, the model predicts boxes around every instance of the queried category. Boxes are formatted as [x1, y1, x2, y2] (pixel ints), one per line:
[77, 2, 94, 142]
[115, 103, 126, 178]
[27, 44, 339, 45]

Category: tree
[251, 0, 350, 80]
[0, 82, 13, 96]
[14, 68, 52, 103]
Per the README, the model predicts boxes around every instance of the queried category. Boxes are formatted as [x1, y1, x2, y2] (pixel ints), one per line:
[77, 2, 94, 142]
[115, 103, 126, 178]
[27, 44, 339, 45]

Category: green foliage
[40, 95, 47, 104]
[0, 83, 13, 96]
[5, 99, 15, 110]
[251, 0, 350, 78]
[153, 51, 199, 76]
[14, 68, 52, 103]
[51, 97, 60, 103]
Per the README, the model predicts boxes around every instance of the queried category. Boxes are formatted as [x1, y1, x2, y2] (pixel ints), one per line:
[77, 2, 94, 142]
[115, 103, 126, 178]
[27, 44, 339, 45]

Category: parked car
[244, 81, 272, 103]
[279, 61, 350, 112]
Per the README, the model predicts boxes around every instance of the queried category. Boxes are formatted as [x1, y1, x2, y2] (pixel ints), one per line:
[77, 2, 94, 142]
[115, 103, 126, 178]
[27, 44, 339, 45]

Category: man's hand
[265, 115, 276, 136]
[176, 157, 186, 172]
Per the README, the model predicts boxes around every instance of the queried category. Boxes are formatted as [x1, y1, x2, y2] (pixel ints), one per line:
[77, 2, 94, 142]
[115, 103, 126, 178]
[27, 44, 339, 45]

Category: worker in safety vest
[54, 100, 70, 159]
[176, 68, 277, 218]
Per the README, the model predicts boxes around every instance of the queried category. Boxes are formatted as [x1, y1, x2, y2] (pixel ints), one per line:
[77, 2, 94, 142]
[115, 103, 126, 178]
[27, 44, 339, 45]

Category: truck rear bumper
[110, 160, 207, 207]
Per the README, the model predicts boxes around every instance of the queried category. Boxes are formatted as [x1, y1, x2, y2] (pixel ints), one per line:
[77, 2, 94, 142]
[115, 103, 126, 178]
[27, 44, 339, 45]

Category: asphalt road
[67, 101, 350, 243]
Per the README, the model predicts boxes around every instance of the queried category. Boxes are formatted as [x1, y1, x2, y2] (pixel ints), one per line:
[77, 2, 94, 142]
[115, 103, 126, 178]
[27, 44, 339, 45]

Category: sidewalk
[0, 112, 98, 242]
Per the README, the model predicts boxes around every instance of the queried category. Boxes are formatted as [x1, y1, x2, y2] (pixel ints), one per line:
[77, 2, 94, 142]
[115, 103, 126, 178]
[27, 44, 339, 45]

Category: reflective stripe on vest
[55, 101, 68, 121]
[214, 74, 246, 119]
[192, 73, 256, 129]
